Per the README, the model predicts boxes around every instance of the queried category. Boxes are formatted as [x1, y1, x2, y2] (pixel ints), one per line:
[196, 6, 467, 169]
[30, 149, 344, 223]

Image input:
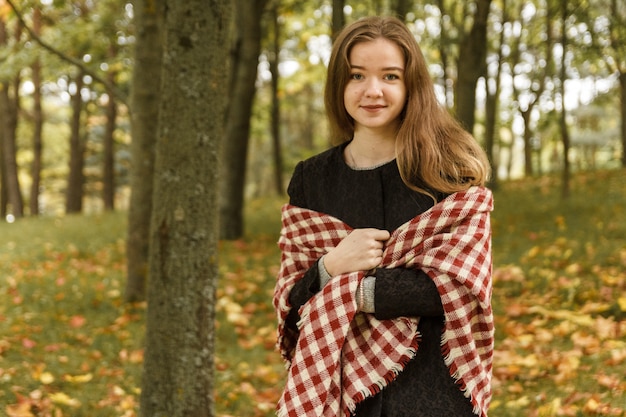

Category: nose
[364, 79, 383, 98]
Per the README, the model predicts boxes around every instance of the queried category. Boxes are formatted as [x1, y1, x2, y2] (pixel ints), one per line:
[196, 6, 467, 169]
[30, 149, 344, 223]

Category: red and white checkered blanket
[273, 186, 494, 417]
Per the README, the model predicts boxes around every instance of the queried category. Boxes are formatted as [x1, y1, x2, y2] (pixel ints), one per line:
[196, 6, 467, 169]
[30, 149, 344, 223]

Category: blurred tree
[219, 0, 269, 240]
[65, 68, 86, 213]
[509, 0, 555, 177]
[455, 0, 491, 133]
[589, 0, 626, 167]
[103, 55, 117, 211]
[140, 1, 231, 415]
[29, 6, 43, 216]
[267, 2, 284, 196]
[558, 0, 571, 198]
[125, 0, 163, 303]
[0, 14, 24, 218]
[332, 0, 346, 38]
[392, 0, 412, 21]
[483, 0, 508, 189]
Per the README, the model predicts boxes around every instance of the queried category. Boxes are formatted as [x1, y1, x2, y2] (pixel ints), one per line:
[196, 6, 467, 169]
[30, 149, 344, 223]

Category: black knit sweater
[285, 143, 476, 416]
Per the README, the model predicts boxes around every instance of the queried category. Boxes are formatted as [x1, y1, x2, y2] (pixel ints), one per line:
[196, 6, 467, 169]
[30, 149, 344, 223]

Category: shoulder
[300, 145, 344, 171]
[287, 144, 346, 207]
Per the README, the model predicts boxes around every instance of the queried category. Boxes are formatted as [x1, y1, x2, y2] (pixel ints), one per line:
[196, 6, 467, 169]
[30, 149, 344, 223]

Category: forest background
[0, 0, 625, 416]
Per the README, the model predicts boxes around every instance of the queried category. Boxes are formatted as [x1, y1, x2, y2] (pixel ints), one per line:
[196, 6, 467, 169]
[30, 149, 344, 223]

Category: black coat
[285, 143, 476, 416]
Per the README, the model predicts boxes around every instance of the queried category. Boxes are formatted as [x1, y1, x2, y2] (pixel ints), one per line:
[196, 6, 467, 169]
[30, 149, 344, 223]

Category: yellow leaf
[49, 392, 81, 407]
[6, 402, 35, 417]
[63, 373, 93, 383]
[39, 372, 55, 384]
[618, 297, 626, 312]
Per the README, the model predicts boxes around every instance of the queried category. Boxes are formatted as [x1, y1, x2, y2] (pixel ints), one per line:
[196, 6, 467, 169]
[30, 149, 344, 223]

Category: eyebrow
[350, 65, 404, 72]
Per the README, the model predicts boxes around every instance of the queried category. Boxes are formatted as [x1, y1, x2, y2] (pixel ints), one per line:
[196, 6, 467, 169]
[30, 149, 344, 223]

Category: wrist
[322, 252, 338, 277]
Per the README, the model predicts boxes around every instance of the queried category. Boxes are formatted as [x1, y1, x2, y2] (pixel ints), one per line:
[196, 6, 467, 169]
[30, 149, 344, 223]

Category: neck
[346, 133, 396, 169]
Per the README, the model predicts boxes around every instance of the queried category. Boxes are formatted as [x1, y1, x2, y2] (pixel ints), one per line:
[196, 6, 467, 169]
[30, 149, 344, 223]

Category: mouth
[361, 104, 386, 111]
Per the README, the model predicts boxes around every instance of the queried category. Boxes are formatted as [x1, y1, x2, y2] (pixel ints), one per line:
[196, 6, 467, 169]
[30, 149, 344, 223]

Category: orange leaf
[69, 315, 86, 328]
[21, 338, 36, 349]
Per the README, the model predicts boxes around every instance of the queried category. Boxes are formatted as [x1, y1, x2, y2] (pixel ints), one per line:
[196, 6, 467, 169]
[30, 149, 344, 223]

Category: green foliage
[1, 169, 625, 415]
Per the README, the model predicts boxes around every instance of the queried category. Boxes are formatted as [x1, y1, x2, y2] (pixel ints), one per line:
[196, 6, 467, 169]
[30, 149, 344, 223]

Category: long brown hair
[324, 16, 491, 199]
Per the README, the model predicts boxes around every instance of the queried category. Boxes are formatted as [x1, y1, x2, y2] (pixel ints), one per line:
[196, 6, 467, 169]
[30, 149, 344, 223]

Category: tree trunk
[560, 0, 570, 199]
[521, 109, 534, 177]
[454, 0, 491, 133]
[139, 1, 231, 415]
[436, 0, 452, 108]
[484, 0, 506, 189]
[0, 80, 23, 219]
[103, 56, 117, 211]
[619, 72, 626, 168]
[66, 71, 85, 214]
[392, 0, 411, 21]
[332, 0, 345, 39]
[0, 140, 7, 218]
[269, 5, 284, 196]
[0, 19, 23, 218]
[125, 0, 163, 303]
[30, 7, 43, 216]
[219, 0, 267, 240]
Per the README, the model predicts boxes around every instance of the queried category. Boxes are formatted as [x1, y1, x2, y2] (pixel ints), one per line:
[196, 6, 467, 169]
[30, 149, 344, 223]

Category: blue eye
[350, 73, 363, 80]
[384, 74, 400, 81]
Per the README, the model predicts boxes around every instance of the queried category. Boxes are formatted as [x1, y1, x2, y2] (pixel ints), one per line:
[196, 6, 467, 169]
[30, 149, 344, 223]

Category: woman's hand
[323, 228, 390, 277]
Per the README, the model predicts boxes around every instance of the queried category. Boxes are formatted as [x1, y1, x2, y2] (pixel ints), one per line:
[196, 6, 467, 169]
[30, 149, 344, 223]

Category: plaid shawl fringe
[273, 186, 494, 417]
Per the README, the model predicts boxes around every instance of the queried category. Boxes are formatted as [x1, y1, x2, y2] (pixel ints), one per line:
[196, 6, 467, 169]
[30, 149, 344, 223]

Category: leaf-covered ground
[0, 169, 624, 416]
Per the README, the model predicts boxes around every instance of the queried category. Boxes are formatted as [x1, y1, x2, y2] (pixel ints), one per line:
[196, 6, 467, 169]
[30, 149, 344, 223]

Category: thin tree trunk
[436, 0, 451, 108]
[393, 0, 411, 21]
[219, 0, 267, 240]
[560, 0, 570, 198]
[0, 19, 23, 218]
[269, 5, 284, 196]
[620, 71, 626, 168]
[454, 0, 491, 133]
[332, 0, 345, 39]
[140, 1, 231, 415]
[125, 0, 163, 303]
[103, 66, 117, 211]
[484, 0, 506, 189]
[30, 7, 43, 216]
[66, 72, 85, 214]
[521, 110, 534, 176]
[0, 79, 23, 218]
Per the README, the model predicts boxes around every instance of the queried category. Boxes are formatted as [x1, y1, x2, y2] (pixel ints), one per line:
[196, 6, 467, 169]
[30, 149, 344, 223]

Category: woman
[273, 16, 494, 417]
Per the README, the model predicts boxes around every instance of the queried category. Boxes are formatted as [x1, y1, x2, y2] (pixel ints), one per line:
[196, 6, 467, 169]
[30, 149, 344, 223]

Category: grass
[0, 169, 625, 416]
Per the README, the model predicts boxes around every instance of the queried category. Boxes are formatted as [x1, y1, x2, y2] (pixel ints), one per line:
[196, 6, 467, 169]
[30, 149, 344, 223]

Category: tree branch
[5, 0, 129, 107]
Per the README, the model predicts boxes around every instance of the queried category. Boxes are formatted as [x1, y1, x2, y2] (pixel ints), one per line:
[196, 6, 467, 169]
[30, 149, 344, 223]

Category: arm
[285, 261, 321, 330]
[371, 267, 444, 319]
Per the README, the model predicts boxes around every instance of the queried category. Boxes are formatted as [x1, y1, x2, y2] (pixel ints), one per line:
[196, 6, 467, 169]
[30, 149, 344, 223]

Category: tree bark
[436, 0, 452, 108]
[125, 0, 163, 303]
[393, 0, 411, 21]
[454, 0, 491, 133]
[620, 71, 626, 168]
[559, 0, 570, 198]
[0, 18, 24, 218]
[332, 0, 345, 39]
[219, 0, 267, 240]
[103, 65, 117, 211]
[29, 7, 43, 216]
[269, 5, 284, 196]
[65, 71, 85, 214]
[0, 80, 23, 218]
[139, 1, 231, 415]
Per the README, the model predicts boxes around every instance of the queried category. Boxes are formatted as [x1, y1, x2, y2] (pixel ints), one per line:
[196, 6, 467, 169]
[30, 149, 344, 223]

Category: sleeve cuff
[318, 256, 332, 288]
[360, 276, 376, 313]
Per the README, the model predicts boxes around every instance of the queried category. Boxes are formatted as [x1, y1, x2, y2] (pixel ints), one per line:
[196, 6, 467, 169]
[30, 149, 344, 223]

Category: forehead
[348, 38, 405, 69]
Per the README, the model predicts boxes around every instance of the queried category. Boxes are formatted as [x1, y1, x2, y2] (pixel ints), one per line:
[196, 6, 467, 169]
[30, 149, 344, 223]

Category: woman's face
[343, 38, 407, 137]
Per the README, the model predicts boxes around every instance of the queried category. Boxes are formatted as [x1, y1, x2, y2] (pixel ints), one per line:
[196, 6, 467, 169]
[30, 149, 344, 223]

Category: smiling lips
[361, 104, 386, 111]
